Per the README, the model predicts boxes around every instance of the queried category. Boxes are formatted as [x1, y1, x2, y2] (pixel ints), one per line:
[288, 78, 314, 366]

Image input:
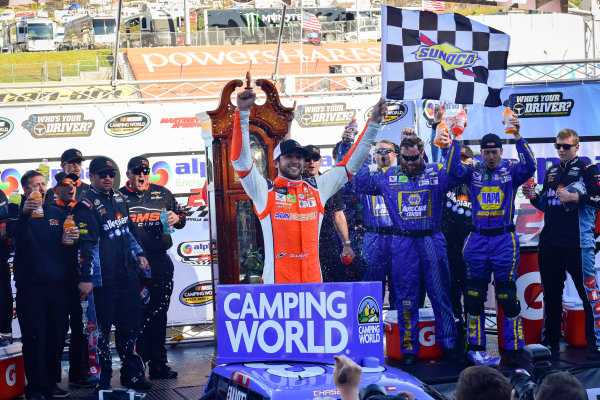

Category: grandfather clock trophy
[204, 73, 294, 285]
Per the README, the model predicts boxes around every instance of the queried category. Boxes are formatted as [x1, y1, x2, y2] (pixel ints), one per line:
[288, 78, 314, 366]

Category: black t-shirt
[320, 190, 344, 246]
[441, 184, 473, 235]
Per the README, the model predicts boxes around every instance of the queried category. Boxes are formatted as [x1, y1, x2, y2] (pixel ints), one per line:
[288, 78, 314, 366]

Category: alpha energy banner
[216, 282, 384, 365]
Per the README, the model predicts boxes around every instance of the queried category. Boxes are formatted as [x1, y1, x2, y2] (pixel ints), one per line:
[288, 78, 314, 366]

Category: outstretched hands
[236, 88, 256, 111]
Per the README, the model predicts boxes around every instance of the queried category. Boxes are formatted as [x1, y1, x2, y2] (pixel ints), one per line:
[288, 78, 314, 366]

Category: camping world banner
[381, 6, 510, 106]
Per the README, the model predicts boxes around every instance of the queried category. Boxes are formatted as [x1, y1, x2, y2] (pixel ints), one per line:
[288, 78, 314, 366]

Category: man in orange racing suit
[231, 88, 385, 284]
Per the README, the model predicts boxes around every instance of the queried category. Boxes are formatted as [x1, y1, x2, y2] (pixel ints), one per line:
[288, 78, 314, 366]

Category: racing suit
[353, 163, 459, 356]
[119, 182, 186, 370]
[0, 191, 14, 338]
[74, 187, 146, 385]
[231, 110, 378, 284]
[530, 157, 600, 351]
[445, 138, 536, 351]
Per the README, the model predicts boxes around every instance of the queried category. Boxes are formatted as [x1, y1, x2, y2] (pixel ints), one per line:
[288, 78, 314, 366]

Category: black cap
[480, 133, 502, 149]
[273, 139, 309, 161]
[127, 156, 150, 171]
[54, 172, 79, 187]
[89, 156, 117, 174]
[61, 148, 84, 163]
[304, 145, 321, 159]
[461, 144, 474, 159]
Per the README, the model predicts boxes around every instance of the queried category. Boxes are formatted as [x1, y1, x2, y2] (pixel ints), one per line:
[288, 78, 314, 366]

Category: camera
[359, 384, 408, 400]
[99, 389, 147, 400]
[510, 344, 553, 400]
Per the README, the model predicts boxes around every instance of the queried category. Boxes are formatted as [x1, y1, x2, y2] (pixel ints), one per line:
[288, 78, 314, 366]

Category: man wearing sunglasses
[353, 135, 460, 365]
[74, 157, 151, 393]
[120, 156, 186, 379]
[232, 88, 385, 284]
[522, 129, 600, 359]
[444, 116, 536, 366]
[59, 149, 90, 202]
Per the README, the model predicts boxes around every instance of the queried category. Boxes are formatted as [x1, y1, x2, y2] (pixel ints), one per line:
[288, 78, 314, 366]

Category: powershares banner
[216, 282, 384, 365]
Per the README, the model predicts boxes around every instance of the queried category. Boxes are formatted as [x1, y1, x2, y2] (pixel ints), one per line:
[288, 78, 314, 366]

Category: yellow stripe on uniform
[446, 143, 456, 172]
[509, 232, 517, 280]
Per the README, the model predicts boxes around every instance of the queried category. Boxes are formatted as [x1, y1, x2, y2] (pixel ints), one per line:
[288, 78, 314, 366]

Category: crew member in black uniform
[0, 190, 15, 346]
[60, 149, 90, 202]
[74, 157, 152, 392]
[51, 172, 92, 388]
[120, 156, 186, 379]
[441, 144, 474, 346]
[523, 128, 600, 358]
[13, 170, 77, 400]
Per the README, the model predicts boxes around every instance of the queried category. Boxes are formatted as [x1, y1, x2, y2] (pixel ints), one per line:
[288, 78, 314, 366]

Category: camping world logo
[357, 296, 380, 324]
[413, 34, 479, 77]
[150, 161, 171, 186]
[0, 117, 14, 140]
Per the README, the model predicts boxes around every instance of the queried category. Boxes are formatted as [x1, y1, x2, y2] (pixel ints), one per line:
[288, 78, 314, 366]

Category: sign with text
[217, 282, 383, 365]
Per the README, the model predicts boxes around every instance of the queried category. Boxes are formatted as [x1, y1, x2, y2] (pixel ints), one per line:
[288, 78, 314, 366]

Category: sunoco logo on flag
[381, 6, 510, 107]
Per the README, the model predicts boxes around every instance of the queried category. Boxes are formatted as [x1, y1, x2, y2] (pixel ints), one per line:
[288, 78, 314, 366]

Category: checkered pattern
[382, 6, 510, 107]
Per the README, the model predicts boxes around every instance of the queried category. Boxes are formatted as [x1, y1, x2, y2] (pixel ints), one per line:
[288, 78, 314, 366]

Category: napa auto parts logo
[104, 112, 150, 137]
[0, 117, 14, 140]
[1, 168, 21, 195]
[177, 240, 211, 266]
[504, 92, 574, 118]
[160, 116, 202, 128]
[179, 281, 213, 306]
[22, 113, 94, 138]
[295, 103, 356, 128]
[365, 101, 407, 125]
[413, 34, 479, 77]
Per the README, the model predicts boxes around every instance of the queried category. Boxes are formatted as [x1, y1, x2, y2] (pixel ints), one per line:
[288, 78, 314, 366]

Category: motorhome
[121, 7, 180, 47]
[92, 16, 117, 47]
[7, 17, 56, 52]
[59, 15, 94, 50]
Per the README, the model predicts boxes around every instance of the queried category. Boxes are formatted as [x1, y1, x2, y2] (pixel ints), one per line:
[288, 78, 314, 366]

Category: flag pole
[300, 0, 304, 75]
[272, 5, 288, 79]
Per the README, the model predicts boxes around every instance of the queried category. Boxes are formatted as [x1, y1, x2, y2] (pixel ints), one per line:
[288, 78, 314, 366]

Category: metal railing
[0, 55, 115, 83]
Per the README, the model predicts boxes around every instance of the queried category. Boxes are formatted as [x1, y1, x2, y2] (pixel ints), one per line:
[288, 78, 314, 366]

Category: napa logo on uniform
[0, 117, 14, 140]
[357, 297, 381, 344]
[104, 112, 150, 137]
[180, 281, 213, 306]
[413, 34, 479, 77]
[408, 193, 421, 205]
[478, 186, 504, 210]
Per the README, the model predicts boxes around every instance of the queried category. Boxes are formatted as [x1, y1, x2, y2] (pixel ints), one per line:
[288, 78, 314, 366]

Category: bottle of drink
[38, 159, 50, 182]
[8, 189, 21, 205]
[523, 178, 537, 199]
[30, 190, 44, 218]
[81, 300, 88, 334]
[504, 107, 517, 134]
[433, 122, 449, 147]
[452, 109, 467, 135]
[343, 119, 358, 144]
[62, 215, 76, 245]
[341, 254, 354, 265]
[160, 207, 175, 234]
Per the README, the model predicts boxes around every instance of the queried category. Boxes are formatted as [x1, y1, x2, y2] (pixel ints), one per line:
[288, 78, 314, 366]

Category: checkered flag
[382, 6, 510, 107]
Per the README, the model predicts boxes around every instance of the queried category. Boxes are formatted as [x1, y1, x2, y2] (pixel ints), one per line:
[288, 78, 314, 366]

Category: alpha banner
[216, 282, 384, 365]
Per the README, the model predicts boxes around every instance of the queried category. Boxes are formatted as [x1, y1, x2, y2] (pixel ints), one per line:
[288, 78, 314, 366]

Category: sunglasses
[97, 171, 116, 179]
[375, 148, 394, 155]
[401, 154, 421, 162]
[59, 179, 76, 187]
[554, 143, 575, 150]
[304, 156, 321, 162]
[131, 167, 151, 175]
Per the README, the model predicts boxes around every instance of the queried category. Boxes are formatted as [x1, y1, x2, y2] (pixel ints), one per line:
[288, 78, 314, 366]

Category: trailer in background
[92, 16, 117, 48]
[58, 15, 94, 50]
[7, 17, 56, 52]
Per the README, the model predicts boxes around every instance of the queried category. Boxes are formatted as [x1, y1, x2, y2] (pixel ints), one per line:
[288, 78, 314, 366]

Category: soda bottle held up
[62, 215, 76, 245]
[30, 190, 44, 218]
[452, 109, 467, 135]
[504, 107, 517, 134]
[160, 208, 175, 235]
[433, 122, 449, 147]
[343, 119, 358, 144]
[523, 178, 537, 199]
[39, 159, 50, 182]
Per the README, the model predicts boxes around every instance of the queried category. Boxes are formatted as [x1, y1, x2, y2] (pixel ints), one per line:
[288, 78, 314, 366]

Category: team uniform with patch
[530, 157, 600, 351]
[353, 162, 459, 356]
[445, 138, 536, 351]
[231, 110, 378, 284]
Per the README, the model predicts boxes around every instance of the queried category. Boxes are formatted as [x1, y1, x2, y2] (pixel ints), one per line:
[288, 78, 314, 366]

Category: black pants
[443, 229, 468, 329]
[16, 283, 68, 398]
[136, 252, 174, 368]
[94, 277, 144, 383]
[67, 279, 88, 381]
[0, 257, 12, 334]
[539, 245, 597, 348]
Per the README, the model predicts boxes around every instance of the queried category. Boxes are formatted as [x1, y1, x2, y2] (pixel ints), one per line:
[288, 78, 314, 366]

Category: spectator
[13, 170, 77, 400]
[523, 128, 600, 358]
[0, 189, 15, 347]
[74, 157, 151, 392]
[454, 366, 511, 400]
[535, 371, 587, 400]
[353, 135, 459, 365]
[333, 355, 361, 400]
[230, 89, 384, 284]
[59, 149, 90, 202]
[120, 156, 186, 379]
[51, 172, 93, 388]
[444, 113, 536, 365]
[303, 145, 355, 282]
